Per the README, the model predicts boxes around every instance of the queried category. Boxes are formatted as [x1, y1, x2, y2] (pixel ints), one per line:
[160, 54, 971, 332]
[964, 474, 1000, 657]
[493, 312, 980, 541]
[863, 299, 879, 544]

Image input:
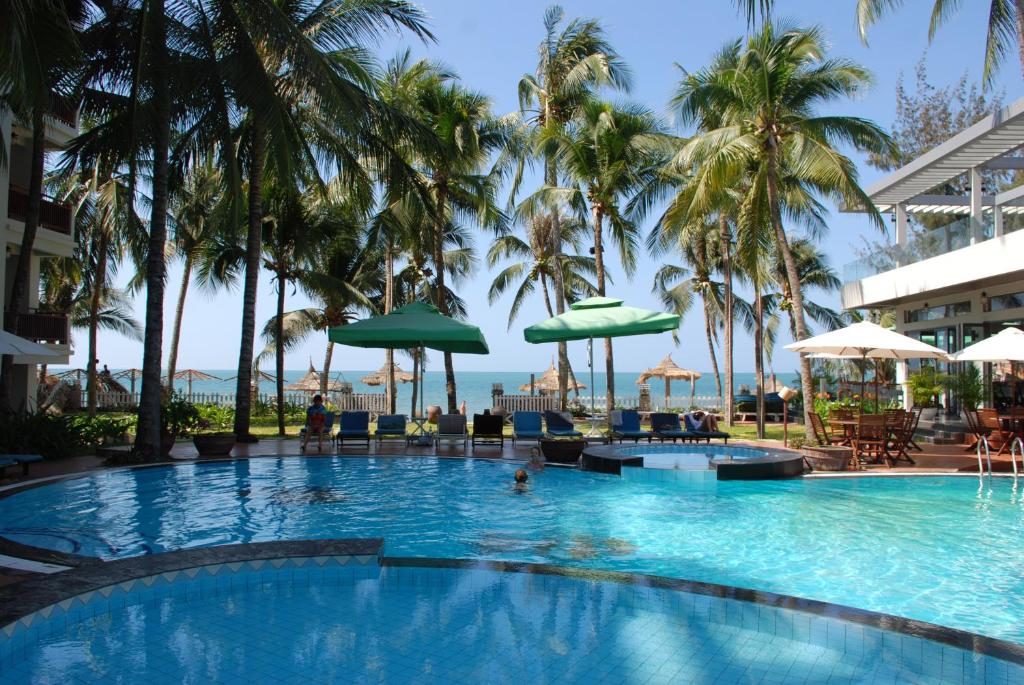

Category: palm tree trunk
[87, 233, 110, 417]
[754, 285, 765, 440]
[592, 205, 614, 417]
[385, 242, 396, 414]
[719, 215, 734, 426]
[166, 253, 193, 394]
[233, 115, 265, 441]
[703, 300, 722, 409]
[410, 349, 419, 417]
[322, 340, 334, 397]
[544, 156, 570, 410]
[432, 181, 457, 413]
[134, 3, 170, 460]
[0, 102, 46, 411]
[766, 155, 814, 440]
[275, 262, 286, 436]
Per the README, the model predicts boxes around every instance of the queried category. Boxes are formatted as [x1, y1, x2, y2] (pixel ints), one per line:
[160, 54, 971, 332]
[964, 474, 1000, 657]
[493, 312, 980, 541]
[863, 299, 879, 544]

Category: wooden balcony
[7, 186, 73, 235]
[5, 311, 70, 345]
[46, 91, 79, 129]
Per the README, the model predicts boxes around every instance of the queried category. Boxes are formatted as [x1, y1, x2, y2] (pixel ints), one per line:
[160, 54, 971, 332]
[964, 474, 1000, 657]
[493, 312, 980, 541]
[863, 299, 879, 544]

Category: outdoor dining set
[809, 408, 921, 469]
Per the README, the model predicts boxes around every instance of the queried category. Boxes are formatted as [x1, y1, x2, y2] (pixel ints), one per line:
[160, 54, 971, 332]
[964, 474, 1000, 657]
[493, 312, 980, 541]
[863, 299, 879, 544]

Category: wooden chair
[853, 415, 890, 467]
[829, 408, 855, 446]
[907, 407, 924, 452]
[887, 411, 916, 464]
[809, 412, 841, 446]
[977, 408, 1013, 456]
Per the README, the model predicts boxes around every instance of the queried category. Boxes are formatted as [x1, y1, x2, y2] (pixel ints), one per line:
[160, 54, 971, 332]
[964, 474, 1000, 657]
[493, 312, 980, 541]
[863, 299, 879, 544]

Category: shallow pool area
[2, 457, 1024, 644]
[2, 551, 1018, 684]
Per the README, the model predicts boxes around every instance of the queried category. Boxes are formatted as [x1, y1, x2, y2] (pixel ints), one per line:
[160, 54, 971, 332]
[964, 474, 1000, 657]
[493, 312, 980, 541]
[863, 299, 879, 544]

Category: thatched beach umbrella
[171, 369, 221, 398]
[637, 354, 701, 408]
[113, 368, 142, 396]
[519, 359, 585, 394]
[361, 361, 416, 387]
[286, 362, 341, 394]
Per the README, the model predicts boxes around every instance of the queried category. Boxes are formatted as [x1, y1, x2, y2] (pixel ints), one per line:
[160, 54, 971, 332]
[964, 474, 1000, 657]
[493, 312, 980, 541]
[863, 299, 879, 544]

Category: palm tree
[541, 100, 669, 414]
[670, 23, 893, 438]
[516, 5, 631, 407]
[384, 56, 506, 412]
[736, 0, 1022, 89]
[166, 161, 221, 394]
[650, 218, 729, 409]
[175, 0, 432, 440]
[0, 0, 85, 410]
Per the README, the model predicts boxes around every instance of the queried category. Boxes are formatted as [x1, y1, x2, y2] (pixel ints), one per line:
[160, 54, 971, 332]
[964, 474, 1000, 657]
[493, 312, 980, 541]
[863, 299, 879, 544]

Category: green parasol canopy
[328, 301, 489, 354]
[523, 297, 679, 343]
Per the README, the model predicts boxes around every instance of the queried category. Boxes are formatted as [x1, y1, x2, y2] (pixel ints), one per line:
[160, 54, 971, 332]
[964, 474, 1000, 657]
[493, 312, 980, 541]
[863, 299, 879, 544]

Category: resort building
[842, 96, 1024, 410]
[0, 95, 78, 409]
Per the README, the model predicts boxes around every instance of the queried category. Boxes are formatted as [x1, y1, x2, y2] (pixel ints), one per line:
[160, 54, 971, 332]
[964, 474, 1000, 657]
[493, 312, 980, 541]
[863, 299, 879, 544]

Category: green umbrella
[328, 301, 489, 417]
[523, 297, 680, 432]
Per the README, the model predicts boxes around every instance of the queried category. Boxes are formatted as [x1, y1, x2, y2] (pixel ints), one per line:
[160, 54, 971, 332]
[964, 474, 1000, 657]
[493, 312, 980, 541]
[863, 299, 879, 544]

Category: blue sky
[71, 0, 1019, 375]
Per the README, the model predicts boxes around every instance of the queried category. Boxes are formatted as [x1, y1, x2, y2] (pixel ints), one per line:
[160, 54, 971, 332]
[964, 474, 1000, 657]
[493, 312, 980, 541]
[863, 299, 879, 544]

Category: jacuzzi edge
[0, 538, 1022, 671]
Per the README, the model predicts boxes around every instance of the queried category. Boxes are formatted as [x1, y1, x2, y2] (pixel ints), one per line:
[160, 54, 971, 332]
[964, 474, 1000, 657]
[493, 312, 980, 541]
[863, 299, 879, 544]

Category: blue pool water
[3, 561, 1013, 684]
[2, 458, 1023, 643]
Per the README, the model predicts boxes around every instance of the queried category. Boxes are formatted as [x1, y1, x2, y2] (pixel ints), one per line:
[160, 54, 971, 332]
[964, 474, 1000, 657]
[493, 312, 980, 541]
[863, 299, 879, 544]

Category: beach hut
[170, 369, 221, 399]
[360, 362, 416, 387]
[286, 362, 341, 395]
[637, 354, 700, 409]
[519, 359, 585, 394]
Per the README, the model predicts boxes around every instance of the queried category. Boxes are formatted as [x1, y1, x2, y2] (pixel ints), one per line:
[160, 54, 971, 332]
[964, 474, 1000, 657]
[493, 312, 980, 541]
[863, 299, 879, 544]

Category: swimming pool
[2, 457, 1023, 643]
[3, 550, 1018, 684]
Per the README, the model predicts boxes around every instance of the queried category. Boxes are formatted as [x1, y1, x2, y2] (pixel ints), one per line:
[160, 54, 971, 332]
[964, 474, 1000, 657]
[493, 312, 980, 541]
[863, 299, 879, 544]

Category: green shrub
[0, 411, 90, 459]
[946, 365, 983, 411]
[69, 414, 134, 445]
[908, 367, 949, 408]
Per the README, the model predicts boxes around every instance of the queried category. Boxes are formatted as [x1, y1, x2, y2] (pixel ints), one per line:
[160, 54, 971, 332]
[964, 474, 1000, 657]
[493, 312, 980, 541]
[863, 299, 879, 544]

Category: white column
[994, 205, 1004, 238]
[970, 167, 984, 244]
[896, 360, 910, 409]
[894, 204, 908, 266]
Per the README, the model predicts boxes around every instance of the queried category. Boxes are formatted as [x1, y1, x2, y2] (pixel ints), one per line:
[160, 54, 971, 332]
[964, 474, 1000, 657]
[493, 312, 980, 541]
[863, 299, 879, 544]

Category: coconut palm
[537, 100, 670, 414]
[166, 160, 222, 394]
[515, 5, 631, 407]
[670, 23, 893, 438]
[736, 0, 1022, 89]
[382, 55, 506, 412]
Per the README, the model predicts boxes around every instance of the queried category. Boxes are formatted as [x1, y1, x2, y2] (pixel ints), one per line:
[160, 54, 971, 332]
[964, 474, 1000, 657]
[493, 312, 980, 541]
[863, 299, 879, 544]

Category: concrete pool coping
[0, 538, 1022, 670]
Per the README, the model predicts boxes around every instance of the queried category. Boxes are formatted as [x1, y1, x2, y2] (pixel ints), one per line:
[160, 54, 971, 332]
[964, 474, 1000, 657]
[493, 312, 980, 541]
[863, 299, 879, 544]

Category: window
[986, 291, 1024, 312]
[904, 301, 971, 324]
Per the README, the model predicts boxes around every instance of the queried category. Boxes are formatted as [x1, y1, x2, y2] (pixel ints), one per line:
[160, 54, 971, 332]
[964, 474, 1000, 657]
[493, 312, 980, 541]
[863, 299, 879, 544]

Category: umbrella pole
[860, 353, 867, 410]
[589, 338, 597, 437]
[665, 378, 670, 411]
[874, 360, 880, 413]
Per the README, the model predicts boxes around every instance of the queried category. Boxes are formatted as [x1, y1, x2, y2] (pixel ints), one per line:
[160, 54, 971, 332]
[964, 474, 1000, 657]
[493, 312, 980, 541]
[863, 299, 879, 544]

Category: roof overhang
[863, 97, 1024, 208]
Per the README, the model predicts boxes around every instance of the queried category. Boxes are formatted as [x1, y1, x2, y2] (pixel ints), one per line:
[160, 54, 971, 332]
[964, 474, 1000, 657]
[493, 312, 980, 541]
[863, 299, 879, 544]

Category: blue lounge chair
[650, 413, 700, 443]
[683, 413, 730, 444]
[512, 411, 544, 446]
[336, 411, 370, 449]
[375, 414, 408, 444]
[0, 453, 43, 477]
[609, 410, 653, 443]
[544, 411, 582, 438]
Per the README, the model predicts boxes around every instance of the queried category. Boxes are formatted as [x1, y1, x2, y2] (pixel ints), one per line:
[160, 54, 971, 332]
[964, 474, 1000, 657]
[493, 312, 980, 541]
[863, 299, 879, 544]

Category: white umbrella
[952, 327, 1024, 362]
[786, 321, 948, 409]
[0, 330, 59, 358]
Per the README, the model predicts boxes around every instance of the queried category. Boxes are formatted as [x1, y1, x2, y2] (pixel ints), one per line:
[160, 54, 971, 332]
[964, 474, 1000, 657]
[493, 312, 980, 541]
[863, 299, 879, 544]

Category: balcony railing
[46, 91, 79, 128]
[7, 186, 73, 235]
[5, 311, 69, 345]
[842, 215, 1002, 283]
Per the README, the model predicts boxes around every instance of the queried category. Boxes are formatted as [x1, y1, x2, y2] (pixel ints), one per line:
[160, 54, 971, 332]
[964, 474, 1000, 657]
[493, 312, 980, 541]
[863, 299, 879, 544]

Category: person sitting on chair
[302, 394, 329, 453]
[685, 410, 719, 432]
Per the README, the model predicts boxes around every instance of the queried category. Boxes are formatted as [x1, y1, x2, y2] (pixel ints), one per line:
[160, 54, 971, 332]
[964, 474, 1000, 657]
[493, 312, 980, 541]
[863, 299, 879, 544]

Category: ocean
[94, 368, 771, 414]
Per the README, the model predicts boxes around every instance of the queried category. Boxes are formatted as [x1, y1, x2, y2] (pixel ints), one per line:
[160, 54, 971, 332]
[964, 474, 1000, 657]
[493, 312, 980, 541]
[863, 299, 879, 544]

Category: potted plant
[946, 364, 984, 418]
[160, 394, 201, 457]
[908, 366, 949, 420]
[192, 403, 236, 457]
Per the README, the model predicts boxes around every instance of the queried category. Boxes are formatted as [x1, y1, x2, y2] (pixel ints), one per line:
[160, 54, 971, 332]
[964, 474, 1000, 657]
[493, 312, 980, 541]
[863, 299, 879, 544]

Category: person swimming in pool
[513, 469, 529, 493]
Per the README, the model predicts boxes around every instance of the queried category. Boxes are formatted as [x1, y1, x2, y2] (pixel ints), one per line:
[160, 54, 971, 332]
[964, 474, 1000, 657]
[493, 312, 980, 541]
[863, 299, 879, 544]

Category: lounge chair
[0, 454, 43, 477]
[471, 413, 504, 450]
[609, 410, 652, 443]
[512, 411, 544, 446]
[336, 411, 370, 449]
[544, 411, 582, 438]
[299, 411, 335, 452]
[375, 414, 408, 444]
[650, 412, 700, 443]
[435, 414, 468, 451]
[683, 413, 730, 444]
